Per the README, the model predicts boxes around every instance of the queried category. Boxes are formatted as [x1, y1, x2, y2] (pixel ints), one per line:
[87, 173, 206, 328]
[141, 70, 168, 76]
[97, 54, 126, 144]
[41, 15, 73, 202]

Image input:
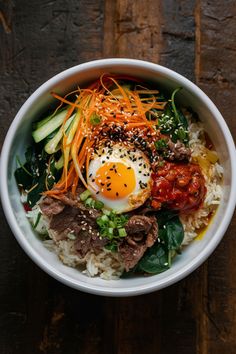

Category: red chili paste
[151, 162, 206, 213]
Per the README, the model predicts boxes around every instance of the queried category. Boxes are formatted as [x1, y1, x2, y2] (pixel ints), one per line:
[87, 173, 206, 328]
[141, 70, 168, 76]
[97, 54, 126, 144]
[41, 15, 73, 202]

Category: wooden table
[0, 1, 236, 353]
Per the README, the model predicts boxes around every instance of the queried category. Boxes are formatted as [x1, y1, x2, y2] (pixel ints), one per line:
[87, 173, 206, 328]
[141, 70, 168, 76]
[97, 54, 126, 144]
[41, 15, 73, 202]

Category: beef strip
[74, 230, 107, 257]
[50, 206, 82, 235]
[125, 215, 153, 234]
[40, 193, 107, 256]
[40, 197, 65, 216]
[119, 215, 158, 271]
[166, 139, 191, 161]
[50, 191, 101, 220]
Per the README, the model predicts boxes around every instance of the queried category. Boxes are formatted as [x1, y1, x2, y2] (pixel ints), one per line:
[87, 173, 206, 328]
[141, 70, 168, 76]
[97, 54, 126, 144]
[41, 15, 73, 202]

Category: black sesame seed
[116, 192, 119, 197]
[107, 183, 111, 187]
[107, 188, 111, 191]
[124, 184, 127, 187]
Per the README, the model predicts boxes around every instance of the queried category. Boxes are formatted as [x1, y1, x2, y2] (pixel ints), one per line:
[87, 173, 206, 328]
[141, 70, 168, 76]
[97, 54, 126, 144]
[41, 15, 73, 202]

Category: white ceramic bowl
[1, 58, 236, 296]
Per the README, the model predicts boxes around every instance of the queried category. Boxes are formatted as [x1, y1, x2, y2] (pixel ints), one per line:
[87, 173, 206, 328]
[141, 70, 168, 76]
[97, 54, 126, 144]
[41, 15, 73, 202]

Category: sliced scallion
[109, 220, 116, 228]
[118, 228, 127, 237]
[80, 189, 92, 202]
[90, 113, 101, 125]
[101, 214, 109, 222]
[84, 197, 95, 208]
[94, 200, 104, 210]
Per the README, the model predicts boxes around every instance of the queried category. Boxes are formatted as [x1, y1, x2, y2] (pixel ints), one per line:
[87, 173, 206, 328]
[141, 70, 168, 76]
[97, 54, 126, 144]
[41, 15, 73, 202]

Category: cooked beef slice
[40, 197, 65, 216]
[50, 206, 81, 235]
[119, 215, 158, 271]
[119, 243, 147, 271]
[40, 194, 106, 256]
[74, 230, 107, 257]
[166, 139, 191, 161]
[125, 215, 153, 234]
[52, 192, 101, 220]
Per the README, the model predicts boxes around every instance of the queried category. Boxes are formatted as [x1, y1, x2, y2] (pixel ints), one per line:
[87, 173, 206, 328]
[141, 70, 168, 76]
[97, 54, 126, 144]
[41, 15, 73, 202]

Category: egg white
[87, 144, 152, 213]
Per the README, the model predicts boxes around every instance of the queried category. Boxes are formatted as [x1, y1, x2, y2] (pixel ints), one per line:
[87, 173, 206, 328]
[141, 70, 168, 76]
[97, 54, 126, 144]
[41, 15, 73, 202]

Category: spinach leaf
[138, 243, 169, 274]
[15, 145, 60, 207]
[157, 87, 189, 145]
[159, 216, 184, 251]
[130, 210, 184, 275]
[178, 109, 188, 130]
[14, 160, 33, 190]
[156, 210, 184, 251]
[155, 210, 179, 228]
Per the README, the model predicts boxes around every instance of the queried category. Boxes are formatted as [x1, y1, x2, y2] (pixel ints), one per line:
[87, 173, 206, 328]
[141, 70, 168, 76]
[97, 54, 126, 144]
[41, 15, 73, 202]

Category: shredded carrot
[44, 74, 167, 198]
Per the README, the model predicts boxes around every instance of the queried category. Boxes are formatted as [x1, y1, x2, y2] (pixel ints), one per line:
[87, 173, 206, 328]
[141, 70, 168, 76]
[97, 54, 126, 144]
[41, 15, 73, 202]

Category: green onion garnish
[84, 197, 95, 208]
[118, 228, 127, 237]
[80, 189, 92, 201]
[94, 200, 104, 210]
[90, 113, 101, 126]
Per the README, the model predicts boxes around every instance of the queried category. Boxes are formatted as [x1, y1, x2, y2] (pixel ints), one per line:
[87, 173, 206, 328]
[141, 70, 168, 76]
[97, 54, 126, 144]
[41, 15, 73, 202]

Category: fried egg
[87, 144, 152, 213]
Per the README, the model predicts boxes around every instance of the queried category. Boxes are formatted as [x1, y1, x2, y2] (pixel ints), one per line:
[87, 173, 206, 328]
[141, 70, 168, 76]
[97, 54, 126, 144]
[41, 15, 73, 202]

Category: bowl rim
[1, 58, 236, 296]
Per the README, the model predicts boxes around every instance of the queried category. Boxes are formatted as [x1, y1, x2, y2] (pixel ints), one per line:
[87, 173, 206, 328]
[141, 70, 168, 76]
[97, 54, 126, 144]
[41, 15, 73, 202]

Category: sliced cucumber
[32, 109, 69, 143]
[44, 113, 76, 154]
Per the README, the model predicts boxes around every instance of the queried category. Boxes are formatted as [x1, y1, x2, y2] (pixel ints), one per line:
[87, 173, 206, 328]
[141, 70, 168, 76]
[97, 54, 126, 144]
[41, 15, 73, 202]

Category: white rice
[26, 120, 223, 278]
[27, 202, 124, 279]
[180, 121, 223, 245]
[54, 241, 124, 279]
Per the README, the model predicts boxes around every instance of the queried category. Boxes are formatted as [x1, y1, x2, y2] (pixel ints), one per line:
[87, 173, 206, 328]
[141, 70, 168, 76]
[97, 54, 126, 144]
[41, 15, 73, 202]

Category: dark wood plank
[195, 0, 236, 133]
[195, 2, 236, 353]
[103, 0, 161, 61]
[160, 0, 196, 81]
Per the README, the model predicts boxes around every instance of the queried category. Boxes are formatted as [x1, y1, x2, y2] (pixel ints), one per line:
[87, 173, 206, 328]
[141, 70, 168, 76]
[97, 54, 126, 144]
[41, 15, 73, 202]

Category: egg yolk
[95, 162, 136, 199]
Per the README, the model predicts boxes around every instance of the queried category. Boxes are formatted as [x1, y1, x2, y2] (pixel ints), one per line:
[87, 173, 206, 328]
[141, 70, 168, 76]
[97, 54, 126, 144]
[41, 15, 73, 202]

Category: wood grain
[160, 0, 196, 81]
[103, 0, 161, 62]
[195, 2, 236, 353]
[0, 1, 236, 353]
[195, 0, 236, 131]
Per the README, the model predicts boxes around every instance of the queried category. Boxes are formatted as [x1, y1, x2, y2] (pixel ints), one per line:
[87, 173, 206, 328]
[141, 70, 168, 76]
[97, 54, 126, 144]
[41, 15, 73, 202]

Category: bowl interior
[2, 59, 235, 296]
